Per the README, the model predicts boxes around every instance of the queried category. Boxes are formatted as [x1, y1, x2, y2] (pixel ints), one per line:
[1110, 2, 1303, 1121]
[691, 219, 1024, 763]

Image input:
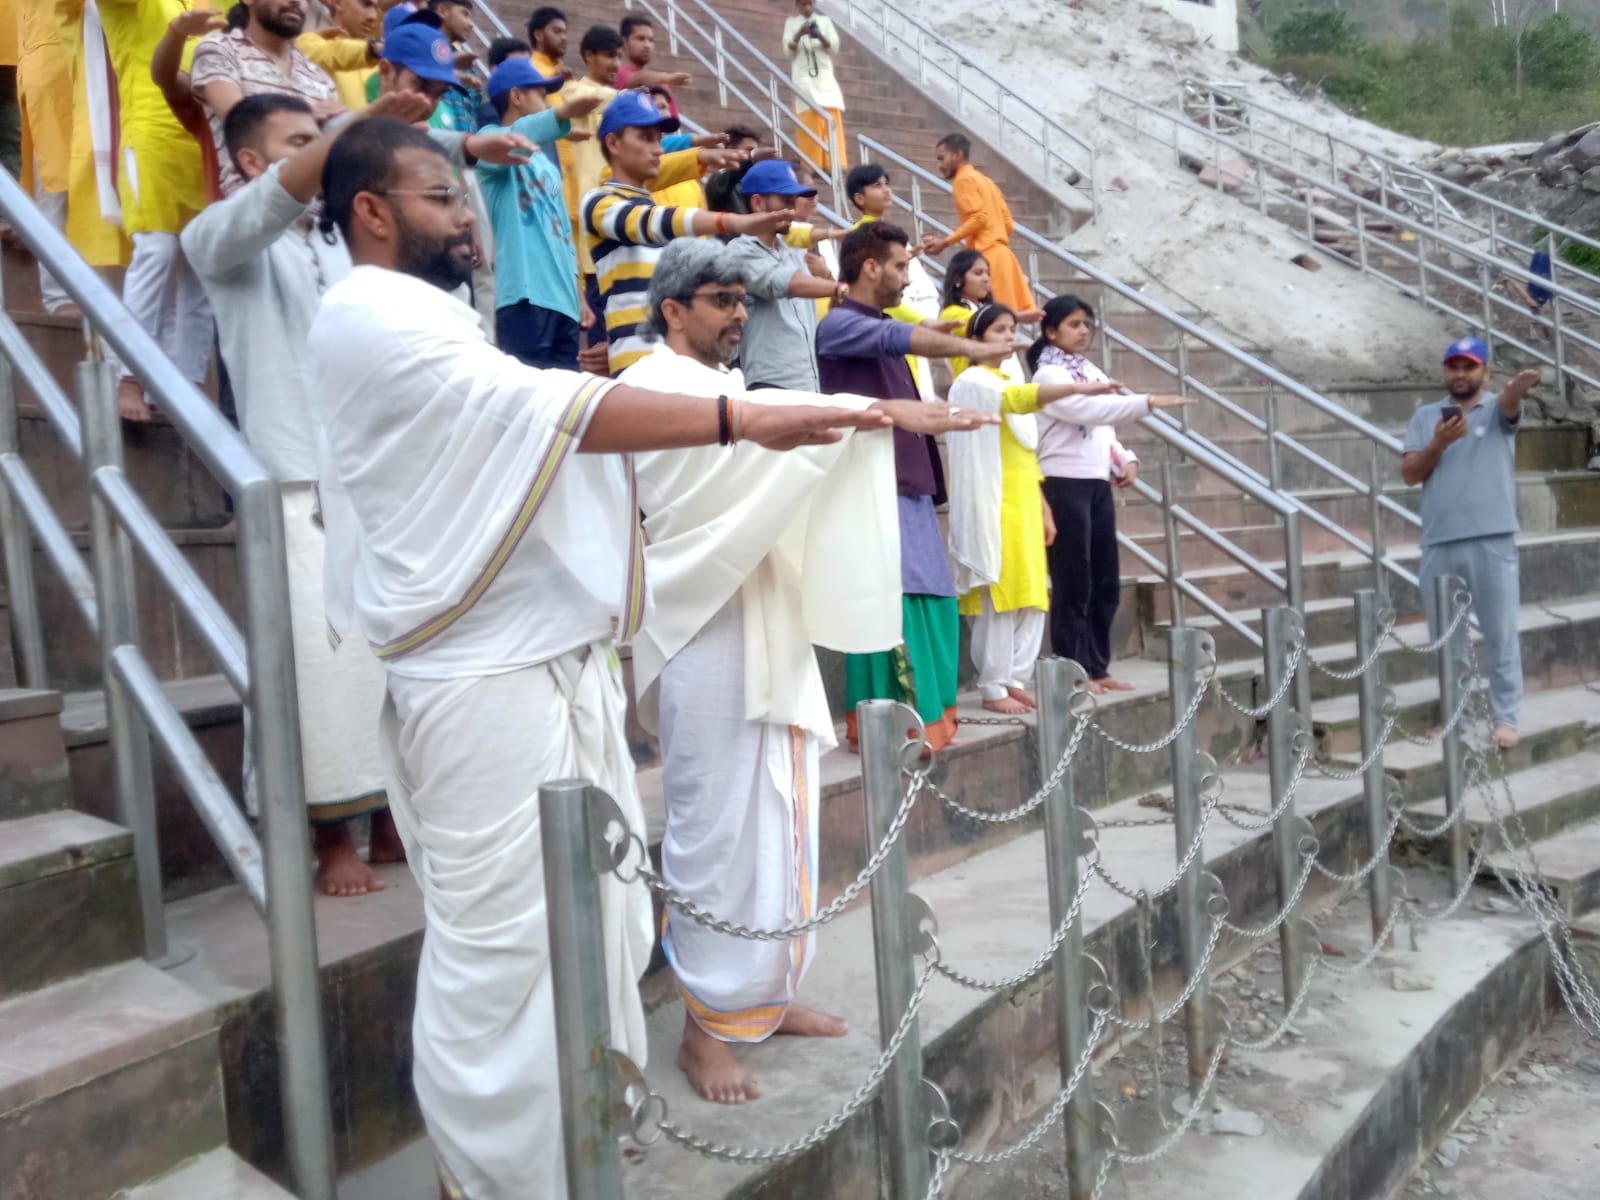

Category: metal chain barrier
[932, 858, 1097, 992]
[1384, 589, 1472, 656]
[1307, 604, 1397, 680]
[1087, 655, 1216, 755]
[925, 713, 1092, 826]
[1214, 638, 1306, 720]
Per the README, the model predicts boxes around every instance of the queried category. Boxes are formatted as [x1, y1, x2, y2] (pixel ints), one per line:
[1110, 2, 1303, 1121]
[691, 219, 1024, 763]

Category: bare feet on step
[117, 376, 154, 423]
[313, 821, 385, 897]
[1494, 722, 1520, 750]
[1004, 686, 1038, 711]
[367, 808, 408, 864]
[982, 695, 1031, 715]
[1097, 676, 1136, 692]
[678, 1013, 761, 1104]
[775, 1004, 848, 1038]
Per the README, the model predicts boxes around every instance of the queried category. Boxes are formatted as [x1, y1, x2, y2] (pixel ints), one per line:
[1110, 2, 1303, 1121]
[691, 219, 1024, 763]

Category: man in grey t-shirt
[726, 160, 847, 390]
[1402, 336, 1540, 748]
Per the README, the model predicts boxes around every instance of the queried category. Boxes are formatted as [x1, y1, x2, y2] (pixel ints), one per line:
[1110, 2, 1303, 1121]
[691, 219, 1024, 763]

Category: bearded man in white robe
[308, 118, 891, 1200]
[623, 237, 998, 1106]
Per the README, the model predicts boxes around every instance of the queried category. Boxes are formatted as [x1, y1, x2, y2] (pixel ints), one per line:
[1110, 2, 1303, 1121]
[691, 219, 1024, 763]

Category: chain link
[655, 959, 938, 1163]
[1307, 606, 1397, 680]
[933, 865, 1096, 992]
[1222, 849, 1316, 939]
[927, 714, 1091, 825]
[1093, 771, 1225, 903]
[1216, 739, 1313, 833]
[1312, 715, 1398, 781]
[1228, 957, 1324, 1052]
[1311, 800, 1408, 885]
[1384, 592, 1472, 656]
[1214, 639, 1306, 720]
[1106, 912, 1226, 1031]
[1088, 657, 1215, 755]
[1391, 680, 1479, 747]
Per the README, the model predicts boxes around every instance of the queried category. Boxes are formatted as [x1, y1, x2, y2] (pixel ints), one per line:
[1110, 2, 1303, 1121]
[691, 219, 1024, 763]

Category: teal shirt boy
[475, 108, 581, 322]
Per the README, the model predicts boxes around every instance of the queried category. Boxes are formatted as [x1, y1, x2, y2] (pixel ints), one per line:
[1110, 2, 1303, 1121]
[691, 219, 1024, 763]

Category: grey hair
[646, 237, 745, 338]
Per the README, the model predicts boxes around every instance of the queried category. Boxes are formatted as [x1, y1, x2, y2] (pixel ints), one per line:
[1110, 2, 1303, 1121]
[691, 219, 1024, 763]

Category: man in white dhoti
[308, 117, 894, 1200]
[624, 238, 996, 1105]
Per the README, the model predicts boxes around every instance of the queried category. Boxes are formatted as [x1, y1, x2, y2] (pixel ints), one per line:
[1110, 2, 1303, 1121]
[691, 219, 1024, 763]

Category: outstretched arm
[1499, 367, 1539, 423]
[581, 386, 891, 452]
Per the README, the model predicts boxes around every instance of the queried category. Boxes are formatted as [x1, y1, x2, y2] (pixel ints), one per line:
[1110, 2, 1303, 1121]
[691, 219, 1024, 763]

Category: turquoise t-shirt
[475, 109, 580, 321]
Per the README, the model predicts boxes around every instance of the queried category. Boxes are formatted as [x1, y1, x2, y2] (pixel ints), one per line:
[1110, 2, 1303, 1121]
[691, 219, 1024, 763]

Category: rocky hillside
[1421, 123, 1600, 244]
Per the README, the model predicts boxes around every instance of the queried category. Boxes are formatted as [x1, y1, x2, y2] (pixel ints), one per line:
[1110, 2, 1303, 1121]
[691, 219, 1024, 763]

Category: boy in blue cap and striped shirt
[477, 57, 605, 368]
[1402, 337, 1540, 748]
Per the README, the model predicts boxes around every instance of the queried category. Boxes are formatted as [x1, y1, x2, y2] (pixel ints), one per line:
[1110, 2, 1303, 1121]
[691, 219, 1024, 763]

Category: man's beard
[1448, 378, 1480, 399]
[393, 213, 474, 293]
[689, 325, 741, 367]
[256, 7, 306, 37]
[874, 278, 905, 310]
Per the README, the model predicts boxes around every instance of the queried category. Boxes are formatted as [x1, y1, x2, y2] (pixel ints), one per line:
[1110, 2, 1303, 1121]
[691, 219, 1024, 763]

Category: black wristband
[717, 394, 731, 446]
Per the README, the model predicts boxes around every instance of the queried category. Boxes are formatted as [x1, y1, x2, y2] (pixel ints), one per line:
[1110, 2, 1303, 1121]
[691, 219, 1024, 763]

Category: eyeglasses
[688, 288, 746, 312]
[375, 186, 473, 212]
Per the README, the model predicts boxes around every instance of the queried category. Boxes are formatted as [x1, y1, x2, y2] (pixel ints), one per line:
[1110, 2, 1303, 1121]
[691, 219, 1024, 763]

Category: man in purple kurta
[815, 220, 996, 750]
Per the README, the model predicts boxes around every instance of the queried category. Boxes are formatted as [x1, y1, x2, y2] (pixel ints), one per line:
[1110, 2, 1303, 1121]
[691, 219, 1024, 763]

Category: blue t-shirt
[475, 109, 580, 321]
[1402, 392, 1520, 547]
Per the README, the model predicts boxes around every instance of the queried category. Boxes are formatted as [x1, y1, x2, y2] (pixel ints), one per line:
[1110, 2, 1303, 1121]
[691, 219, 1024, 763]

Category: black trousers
[1042, 476, 1121, 680]
[497, 301, 580, 371]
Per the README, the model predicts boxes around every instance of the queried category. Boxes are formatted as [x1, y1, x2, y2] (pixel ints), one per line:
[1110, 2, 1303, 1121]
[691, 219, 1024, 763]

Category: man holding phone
[1402, 336, 1540, 749]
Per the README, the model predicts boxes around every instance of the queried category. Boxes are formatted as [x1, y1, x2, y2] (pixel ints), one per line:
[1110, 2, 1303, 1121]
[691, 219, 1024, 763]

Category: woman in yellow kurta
[939, 248, 1045, 377]
[53, 0, 128, 266]
[945, 304, 1130, 713]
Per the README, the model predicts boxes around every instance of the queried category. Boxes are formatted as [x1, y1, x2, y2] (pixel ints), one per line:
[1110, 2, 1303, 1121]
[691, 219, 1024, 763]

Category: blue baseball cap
[382, 21, 463, 89]
[381, 4, 440, 39]
[740, 159, 816, 197]
[487, 57, 564, 99]
[598, 89, 680, 141]
[1443, 336, 1489, 364]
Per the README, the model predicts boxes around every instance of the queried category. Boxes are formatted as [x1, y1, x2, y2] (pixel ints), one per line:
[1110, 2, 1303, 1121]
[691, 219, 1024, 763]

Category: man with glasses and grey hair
[622, 237, 996, 1106]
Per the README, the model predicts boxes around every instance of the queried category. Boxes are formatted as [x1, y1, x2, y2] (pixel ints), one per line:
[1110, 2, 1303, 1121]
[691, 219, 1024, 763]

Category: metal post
[1175, 335, 1192, 433]
[1433, 575, 1471, 896]
[1551, 296, 1567, 389]
[1353, 590, 1394, 944]
[1417, 236, 1430, 306]
[0, 352, 46, 687]
[1356, 206, 1370, 275]
[1167, 628, 1213, 1094]
[859, 700, 930, 1200]
[1263, 385, 1282, 496]
[1037, 658, 1094, 1199]
[1262, 608, 1307, 1011]
[541, 781, 627, 1200]
[1281, 509, 1312, 720]
[1160, 462, 1185, 630]
[1479, 263, 1495, 352]
[235, 476, 338, 1200]
[1367, 445, 1387, 594]
[79, 359, 166, 963]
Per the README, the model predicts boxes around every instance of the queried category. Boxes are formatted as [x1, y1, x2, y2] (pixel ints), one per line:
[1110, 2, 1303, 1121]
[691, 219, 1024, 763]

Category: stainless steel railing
[857, 135, 1423, 606]
[826, 0, 1097, 215]
[1179, 77, 1600, 303]
[1096, 84, 1600, 399]
[0, 170, 337, 1200]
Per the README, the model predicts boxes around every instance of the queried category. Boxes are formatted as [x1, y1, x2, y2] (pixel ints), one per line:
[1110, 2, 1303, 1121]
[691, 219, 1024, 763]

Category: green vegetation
[1245, 4, 1600, 145]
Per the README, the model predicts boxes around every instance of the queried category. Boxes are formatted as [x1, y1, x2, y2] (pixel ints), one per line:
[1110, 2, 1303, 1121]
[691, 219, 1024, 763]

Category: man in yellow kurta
[297, 0, 378, 110]
[53, 0, 128, 269]
[922, 133, 1035, 315]
[15, 0, 76, 310]
[99, 0, 210, 419]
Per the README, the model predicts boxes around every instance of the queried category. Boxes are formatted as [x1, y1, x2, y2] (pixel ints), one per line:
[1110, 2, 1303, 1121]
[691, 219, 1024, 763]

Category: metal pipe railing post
[235, 478, 337, 1200]
[0, 349, 46, 687]
[1262, 608, 1307, 1011]
[1367, 445, 1387, 594]
[1280, 509, 1312, 720]
[1263, 384, 1282, 497]
[1036, 658, 1095, 1198]
[1167, 628, 1213, 1094]
[1160, 461, 1185, 631]
[1433, 574, 1472, 896]
[860, 699, 930, 1199]
[1353, 590, 1394, 944]
[79, 359, 166, 963]
[540, 780, 627, 1200]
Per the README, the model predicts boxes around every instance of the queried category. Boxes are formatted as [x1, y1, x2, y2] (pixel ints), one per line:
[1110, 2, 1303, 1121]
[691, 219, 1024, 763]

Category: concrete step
[1147, 594, 1415, 663]
[121, 1148, 299, 1200]
[0, 961, 227, 1200]
[1313, 675, 1445, 757]
[0, 808, 140, 1000]
[0, 688, 73, 820]
[1409, 747, 1600, 853]
[1483, 821, 1600, 917]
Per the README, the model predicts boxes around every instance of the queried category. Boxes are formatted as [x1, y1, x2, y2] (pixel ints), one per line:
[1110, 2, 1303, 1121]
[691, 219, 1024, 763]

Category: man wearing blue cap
[724, 159, 846, 392]
[582, 89, 792, 374]
[477, 56, 603, 369]
[1403, 338, 1540, 749]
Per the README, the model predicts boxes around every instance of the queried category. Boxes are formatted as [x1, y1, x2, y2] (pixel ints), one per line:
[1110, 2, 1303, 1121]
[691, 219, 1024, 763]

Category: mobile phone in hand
[1441, 404, 1462, 422]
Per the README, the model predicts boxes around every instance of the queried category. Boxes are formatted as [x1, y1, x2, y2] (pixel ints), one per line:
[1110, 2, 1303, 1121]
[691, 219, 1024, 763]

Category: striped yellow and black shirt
[581, 181, 701, 374]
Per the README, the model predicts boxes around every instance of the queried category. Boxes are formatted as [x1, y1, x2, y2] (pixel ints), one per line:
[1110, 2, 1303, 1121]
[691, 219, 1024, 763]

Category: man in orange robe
[921, 131, 1034, 313]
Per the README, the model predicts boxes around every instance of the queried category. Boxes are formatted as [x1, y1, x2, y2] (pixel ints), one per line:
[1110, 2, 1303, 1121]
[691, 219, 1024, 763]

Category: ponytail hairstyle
[939, 248, 992, 311]
[1026, 293, 1096, 374]
[966, 302, 1015, 345]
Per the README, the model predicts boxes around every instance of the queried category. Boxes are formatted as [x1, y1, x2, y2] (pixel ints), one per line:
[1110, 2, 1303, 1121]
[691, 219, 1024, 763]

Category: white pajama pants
[32, 184, 70, 313]
[969, 593, 1047, 702]
[116, 230, 212, 384]
[380, 643, 653, 1200]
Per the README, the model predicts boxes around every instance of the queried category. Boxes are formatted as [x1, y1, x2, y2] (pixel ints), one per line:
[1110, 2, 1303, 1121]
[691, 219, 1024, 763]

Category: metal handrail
[858, 134, 1421, 608]
[623, 0, 848, 206]
[0, 168, 337, 1200]
[1097, 85, 1600, 399]
[1180, 77, 1600, 298]
[828, 0, 1095, 211]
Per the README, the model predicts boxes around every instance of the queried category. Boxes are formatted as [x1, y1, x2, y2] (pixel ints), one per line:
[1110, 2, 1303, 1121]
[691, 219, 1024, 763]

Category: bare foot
[1099, 676, 1136, 692]
[776, 1003, 848, 1037]
[1005, 686, 1038, 710]
[367, 808, 407, 864]
[1081, 678, 1110, 695]
[117, 376, 153, 422]
[677, 1013, 760, 1104]
[982, 695, 1031, 715]
[313, 822, 385, 897]
[1494, 723, 1520, 750]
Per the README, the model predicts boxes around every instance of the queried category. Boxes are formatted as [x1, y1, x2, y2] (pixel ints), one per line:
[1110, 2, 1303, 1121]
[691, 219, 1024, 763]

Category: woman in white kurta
[784, 0, 846, 170]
